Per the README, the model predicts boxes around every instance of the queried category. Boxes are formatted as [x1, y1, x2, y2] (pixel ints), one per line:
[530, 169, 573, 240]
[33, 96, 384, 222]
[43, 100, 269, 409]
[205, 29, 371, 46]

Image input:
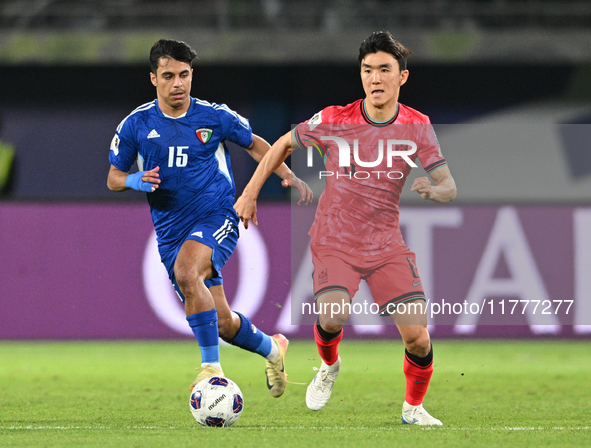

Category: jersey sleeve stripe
[424, 159, 448, 173]
[116, 101, 156, 133]
[195, 98, 213, 108]
[293, 127, 306, 150]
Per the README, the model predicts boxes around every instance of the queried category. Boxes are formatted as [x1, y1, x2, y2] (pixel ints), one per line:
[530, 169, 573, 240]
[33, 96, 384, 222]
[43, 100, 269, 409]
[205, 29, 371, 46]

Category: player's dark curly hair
[358, 31, 412, 71]
[149, 39, 198, 74]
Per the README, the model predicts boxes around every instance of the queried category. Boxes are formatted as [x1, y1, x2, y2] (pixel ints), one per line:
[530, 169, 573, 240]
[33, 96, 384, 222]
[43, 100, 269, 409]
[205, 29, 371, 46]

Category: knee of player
[174, 275, 195, 294]
[318, 322, 345, 333]
[174, 262, 209, 287]
[174, 272, 205, 298]
[403, 331, 431, 356]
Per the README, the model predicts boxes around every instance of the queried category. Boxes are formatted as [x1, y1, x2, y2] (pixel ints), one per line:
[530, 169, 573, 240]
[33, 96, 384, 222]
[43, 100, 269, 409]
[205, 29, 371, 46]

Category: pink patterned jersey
[294, 99, 447, 257]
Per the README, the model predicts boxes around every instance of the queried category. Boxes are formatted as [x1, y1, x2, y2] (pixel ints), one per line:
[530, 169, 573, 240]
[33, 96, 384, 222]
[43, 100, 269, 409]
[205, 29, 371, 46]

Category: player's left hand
[125, 166, 161, 193]
[281, 174, 313, 205]
[410, 176, 435, 201]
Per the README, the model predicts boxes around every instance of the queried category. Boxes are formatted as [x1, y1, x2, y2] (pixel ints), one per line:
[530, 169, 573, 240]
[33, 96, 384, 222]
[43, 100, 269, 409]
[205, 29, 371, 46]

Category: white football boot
[190, 363, 224, 391]
[306, 357, 341, 411]
[401, 401, 443, 425]
[265, 334, 289, 398]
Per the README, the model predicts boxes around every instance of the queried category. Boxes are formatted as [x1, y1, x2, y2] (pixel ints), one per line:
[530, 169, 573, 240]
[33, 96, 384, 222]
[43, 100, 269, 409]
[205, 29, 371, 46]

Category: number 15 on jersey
[169, 146, 188, 167]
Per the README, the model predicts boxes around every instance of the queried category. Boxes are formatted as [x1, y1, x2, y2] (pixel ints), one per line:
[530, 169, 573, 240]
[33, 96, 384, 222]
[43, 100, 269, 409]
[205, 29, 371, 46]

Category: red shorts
[311, 244, 425, 316]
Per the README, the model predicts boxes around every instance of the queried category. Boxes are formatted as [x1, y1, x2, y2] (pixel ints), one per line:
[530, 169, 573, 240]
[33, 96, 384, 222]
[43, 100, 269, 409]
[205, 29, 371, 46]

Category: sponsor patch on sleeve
[110, 134, 120, 155]
[308, 111, 322, 130]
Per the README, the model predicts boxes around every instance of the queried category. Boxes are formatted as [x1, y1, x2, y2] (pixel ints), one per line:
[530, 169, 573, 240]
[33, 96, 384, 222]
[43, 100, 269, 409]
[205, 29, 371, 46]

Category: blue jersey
[109, 97, 253, 254]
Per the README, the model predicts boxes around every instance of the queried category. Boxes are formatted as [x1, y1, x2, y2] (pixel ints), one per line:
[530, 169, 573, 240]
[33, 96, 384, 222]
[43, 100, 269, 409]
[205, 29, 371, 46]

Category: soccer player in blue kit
[107, 39, 312, 396]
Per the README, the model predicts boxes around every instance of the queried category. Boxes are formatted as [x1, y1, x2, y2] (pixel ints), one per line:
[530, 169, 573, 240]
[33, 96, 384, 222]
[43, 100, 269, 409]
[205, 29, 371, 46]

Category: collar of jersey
[361, 99, 399, 127]
[156, 97, 192, 119]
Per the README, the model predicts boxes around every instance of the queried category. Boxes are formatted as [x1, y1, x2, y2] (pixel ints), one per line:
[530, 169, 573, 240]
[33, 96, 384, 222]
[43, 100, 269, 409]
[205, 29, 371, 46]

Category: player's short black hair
[149, 39, 198, 74]
[358, 31, 412, 71]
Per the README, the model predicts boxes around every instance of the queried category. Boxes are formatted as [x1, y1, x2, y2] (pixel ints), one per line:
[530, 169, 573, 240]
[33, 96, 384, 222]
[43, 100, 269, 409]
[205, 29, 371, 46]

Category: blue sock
[229, 312, 272, 357]
[186, 309, 220, 364]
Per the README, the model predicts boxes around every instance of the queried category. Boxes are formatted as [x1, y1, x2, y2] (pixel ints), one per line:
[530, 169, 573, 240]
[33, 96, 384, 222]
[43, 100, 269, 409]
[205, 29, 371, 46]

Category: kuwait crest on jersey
[196, 128, 213, 144]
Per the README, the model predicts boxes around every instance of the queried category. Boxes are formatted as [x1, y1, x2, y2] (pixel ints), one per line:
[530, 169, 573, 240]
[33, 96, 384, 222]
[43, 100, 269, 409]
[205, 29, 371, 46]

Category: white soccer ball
[190, 376, 244, 427]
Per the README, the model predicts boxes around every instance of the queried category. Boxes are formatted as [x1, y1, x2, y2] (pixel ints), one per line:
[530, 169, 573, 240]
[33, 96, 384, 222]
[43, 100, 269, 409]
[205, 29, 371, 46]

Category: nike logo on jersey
[414, 379, 428, 384]
[147, 129, 161, 139]
[413, 280, 422, 287]
[191, 231, 203, 238]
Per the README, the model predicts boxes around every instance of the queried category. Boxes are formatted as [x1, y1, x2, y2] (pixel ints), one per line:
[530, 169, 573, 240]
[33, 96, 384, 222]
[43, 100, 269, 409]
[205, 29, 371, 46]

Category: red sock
[314, 323, 343, 365]
[403, 347, 433, 406]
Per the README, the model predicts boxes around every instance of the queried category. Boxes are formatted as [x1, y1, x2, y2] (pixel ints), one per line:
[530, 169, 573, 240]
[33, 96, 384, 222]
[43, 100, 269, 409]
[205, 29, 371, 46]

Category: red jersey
[294, 99, 447, 257]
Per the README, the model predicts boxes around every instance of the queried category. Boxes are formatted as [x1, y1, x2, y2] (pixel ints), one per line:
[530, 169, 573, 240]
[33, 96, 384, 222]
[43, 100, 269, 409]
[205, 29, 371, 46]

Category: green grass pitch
[1, 339, 590, 447]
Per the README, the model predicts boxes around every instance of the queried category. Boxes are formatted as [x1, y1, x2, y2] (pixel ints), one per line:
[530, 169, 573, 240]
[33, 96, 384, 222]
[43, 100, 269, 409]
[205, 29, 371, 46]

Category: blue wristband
[125, 171, 153, 192]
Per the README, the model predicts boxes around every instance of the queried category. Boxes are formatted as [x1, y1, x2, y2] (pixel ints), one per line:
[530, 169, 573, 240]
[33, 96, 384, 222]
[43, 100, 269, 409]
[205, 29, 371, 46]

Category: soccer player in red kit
[235, 31, 457, 425]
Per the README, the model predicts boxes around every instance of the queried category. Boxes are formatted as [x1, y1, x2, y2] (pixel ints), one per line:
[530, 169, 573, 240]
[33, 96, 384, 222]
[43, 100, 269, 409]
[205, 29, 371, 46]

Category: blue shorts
[159, 210, 239, 301]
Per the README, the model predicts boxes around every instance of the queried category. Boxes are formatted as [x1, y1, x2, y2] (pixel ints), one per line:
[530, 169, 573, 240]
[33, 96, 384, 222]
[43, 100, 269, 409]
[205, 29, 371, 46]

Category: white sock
[202, 362, 222, 371]
[265, 339, 280, 361]
[323, 357, 341, 371]
[404, 401, 421, 409]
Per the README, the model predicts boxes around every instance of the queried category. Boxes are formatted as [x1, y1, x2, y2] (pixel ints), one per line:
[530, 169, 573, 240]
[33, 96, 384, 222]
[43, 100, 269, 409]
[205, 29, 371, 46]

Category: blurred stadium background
[1, 0, 590, 340]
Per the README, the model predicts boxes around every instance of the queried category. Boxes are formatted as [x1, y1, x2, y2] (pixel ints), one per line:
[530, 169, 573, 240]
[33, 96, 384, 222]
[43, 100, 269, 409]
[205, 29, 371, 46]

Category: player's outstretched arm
[245, 134, 313, 207]
[236, 131, 298, 229]
[107, 165, 161, 193]
[410, 165, 457, 203]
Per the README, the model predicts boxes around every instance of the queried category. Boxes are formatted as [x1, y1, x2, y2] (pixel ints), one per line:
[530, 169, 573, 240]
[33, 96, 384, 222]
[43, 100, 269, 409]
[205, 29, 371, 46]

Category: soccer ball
[190, 376, 244, 427]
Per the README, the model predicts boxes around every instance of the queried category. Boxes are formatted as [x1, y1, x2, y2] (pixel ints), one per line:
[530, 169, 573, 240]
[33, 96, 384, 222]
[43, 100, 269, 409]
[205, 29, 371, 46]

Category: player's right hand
[281, 174, 313, 205]
[410, 176, 434, 200]
[234, 194, 258, 229]
[125, 166, 161, 193]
